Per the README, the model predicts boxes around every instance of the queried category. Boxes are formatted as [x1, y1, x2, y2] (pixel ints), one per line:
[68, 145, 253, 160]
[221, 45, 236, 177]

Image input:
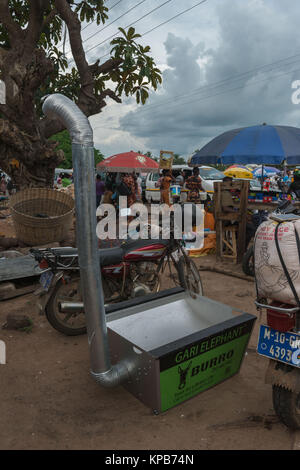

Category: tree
[173, 154, 186, 165]
[49, 130, 104, 168]
[0, 1, 162, 188]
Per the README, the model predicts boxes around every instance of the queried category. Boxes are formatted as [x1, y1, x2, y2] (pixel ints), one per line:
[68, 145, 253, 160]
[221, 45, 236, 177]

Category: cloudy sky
[67, 0, 300, 159]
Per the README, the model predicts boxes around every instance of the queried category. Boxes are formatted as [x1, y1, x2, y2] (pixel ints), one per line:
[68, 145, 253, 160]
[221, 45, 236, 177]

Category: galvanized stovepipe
[42, 94, 130, 387]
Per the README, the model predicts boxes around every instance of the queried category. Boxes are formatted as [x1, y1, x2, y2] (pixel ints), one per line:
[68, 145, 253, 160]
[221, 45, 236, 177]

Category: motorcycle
[31, 216, 203, 336]
[255, 201, 300, 429]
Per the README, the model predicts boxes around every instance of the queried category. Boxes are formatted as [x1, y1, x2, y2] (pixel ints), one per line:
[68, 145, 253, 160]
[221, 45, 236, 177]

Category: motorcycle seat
[50, 247, 79, 257]
[98, 246, 124, 266]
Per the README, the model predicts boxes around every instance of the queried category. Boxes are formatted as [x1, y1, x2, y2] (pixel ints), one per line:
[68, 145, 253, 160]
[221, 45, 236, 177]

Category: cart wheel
[272, 385, 300, 429]
[177, 256, 203, 296]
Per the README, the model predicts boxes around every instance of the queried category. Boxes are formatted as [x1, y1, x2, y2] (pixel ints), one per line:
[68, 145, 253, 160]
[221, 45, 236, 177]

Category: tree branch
[90, 57, 123, 76]
[25, 0, 51, 51]
[0, 0, 24, 46]
[54, 0, 94, 100]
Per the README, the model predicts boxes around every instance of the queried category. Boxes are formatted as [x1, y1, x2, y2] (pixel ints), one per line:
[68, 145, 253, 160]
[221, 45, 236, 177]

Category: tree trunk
[0, 118, 64, 189]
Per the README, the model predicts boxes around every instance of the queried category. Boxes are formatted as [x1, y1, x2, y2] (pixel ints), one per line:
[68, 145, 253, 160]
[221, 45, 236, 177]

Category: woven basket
[9, 188, 75, 245]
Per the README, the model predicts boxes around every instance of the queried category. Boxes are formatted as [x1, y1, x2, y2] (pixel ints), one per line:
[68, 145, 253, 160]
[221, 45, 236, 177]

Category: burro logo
[0, 340, 6, 365]
[0, 80, 5, 105]
[178, 361, 192, 390]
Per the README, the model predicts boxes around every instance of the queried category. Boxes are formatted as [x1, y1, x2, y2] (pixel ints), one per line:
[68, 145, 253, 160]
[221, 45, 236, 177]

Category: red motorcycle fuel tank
[123, 243, 167, 262]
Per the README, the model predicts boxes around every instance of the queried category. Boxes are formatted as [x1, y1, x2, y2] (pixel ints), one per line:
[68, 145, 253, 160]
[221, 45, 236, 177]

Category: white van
[145, 165, 225, 203]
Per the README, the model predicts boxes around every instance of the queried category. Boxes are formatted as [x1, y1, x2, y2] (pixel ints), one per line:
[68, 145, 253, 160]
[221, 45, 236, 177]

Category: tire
[242, 246, 254, 277]
[45, 277, 86, 336]
[177, 256, 203, 296]
[272, 385, 300, 429]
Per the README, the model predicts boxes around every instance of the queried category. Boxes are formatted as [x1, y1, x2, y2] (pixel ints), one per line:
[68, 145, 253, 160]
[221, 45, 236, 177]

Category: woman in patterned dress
[122, 173, 137, 207]
[186, 167, 203, 204]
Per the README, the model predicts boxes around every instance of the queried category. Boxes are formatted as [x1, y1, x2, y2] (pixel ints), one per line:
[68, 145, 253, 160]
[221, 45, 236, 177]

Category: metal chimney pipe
[42, 94, 130, 387]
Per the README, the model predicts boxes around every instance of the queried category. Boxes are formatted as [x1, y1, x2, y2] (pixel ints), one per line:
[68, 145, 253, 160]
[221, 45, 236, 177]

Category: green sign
[159, 320, 253, 412]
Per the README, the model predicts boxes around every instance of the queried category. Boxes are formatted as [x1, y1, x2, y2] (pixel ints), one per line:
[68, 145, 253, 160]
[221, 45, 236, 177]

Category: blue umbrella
[190, 124, 300, 166]
[252, 166, 281, 178]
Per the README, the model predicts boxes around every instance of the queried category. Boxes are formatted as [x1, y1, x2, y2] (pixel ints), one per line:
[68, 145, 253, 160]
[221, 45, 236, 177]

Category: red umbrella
[97, 151, 159, 173]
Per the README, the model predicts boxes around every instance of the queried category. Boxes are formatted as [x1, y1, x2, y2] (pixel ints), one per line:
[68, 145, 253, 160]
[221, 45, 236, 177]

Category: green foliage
[0, 1, 162, 120]
[108, 27, 162, 105]
[173, 154, 186, 165]
[50, 130, 104, 168]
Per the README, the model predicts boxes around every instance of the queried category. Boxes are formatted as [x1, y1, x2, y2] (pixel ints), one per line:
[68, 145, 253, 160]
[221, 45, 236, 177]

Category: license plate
[257, 325, 300, 367]
[39, 271, 54, 291]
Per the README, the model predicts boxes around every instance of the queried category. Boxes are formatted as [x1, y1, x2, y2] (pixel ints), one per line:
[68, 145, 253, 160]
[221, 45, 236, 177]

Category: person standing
[160, 169, 175, 206]
[283, 172, 291, 192]
[176, 170, 185, 186]
[186, 167, 203, 203]
[122, 173, 136, 207]
[96, 174, 105, 207]
[288, 169, 300, 199]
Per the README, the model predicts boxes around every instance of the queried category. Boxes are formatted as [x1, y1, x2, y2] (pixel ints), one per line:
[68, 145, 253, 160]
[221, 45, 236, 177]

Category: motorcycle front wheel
[177, 256, 203, 296]
[272, 385, 300, 429]
[45, 275, 122, 336]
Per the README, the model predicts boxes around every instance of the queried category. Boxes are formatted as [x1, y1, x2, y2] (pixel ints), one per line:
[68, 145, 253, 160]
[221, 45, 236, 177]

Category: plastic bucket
[170, 185, 181, 197]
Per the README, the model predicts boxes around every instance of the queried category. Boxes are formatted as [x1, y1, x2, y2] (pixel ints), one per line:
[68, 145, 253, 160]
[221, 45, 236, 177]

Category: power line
[68, 0, 178, 63]
[124, 64, 300, 120]
[81, 0, 126, 32]
[82, 0, 149, 45]
[65, 0, 148, 55]
[96, 0, 208, 61]
[92, 62, 300, 133]
[129, 53, 300, 114]
[59, 0, 126, 50]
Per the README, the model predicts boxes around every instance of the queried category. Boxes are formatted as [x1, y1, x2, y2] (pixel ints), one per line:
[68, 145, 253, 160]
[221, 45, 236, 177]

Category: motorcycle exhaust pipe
[59, 301, 84, 314]
[42, 94, 131, 387]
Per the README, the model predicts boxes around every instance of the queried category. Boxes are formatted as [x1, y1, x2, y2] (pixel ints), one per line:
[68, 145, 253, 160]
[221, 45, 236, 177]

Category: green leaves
[75, 1, 108, 25]
[109, 27, 162, 105]
[1, 2, 162, 121]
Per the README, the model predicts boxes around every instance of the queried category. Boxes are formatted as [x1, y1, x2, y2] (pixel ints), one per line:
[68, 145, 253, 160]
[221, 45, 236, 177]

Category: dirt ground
[0, 242, 299, 451]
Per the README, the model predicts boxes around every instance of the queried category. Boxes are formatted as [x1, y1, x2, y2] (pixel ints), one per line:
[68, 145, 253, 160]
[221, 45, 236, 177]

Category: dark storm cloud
[119, 0, 300, 156]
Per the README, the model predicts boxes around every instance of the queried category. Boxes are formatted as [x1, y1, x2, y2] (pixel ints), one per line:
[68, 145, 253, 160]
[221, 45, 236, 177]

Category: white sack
[254, 219, 300, 305]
